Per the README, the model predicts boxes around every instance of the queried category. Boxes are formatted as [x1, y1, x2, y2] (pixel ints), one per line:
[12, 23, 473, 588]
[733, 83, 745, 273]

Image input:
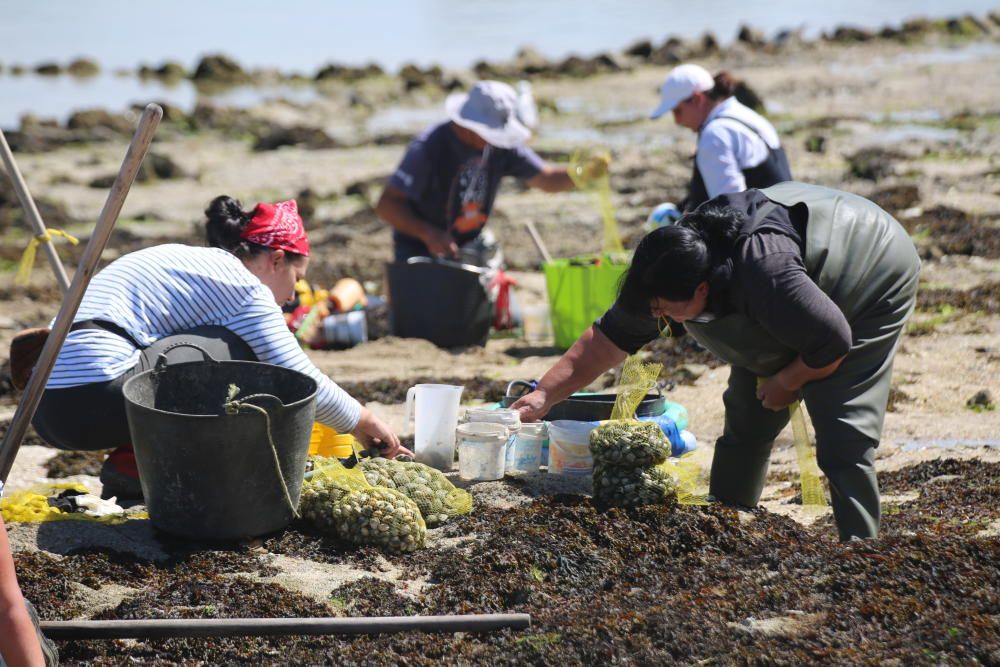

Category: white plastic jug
[405, 384, 464, 471]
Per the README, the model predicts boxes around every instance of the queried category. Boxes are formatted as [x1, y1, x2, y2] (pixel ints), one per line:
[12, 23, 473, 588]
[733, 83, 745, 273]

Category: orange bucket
[309, 424, 357, 458]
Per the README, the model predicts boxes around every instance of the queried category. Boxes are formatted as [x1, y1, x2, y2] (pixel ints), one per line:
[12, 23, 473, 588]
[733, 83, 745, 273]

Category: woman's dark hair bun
[709, 71, 739, 100]
[205, 195, 250, 251]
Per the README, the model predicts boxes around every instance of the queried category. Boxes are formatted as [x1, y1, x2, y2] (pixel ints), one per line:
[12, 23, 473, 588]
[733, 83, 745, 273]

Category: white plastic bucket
[546, 420, 595, 476]
[457, 422, 508, 481]
[522, 303, 553, 343]
[466, 407, 521, 473]
[508, 422, 546, 474]
[405, 384, 464, 471]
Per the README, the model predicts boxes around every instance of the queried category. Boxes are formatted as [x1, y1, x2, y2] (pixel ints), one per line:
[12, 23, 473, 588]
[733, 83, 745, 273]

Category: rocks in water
[66, 58, 99, 77]
[737, 25, 768, 49]
[398, 63, 444, 90]
[846, 147, 905, 181]
[253, 125, 340, 151]
[66, 109, 134, 134]
[315, 62, 384, 82]
[34, 62, 62, 76]
[871, 184, 921, 213]
[191, 54, 249, 84]
[138, 61, 187, 80]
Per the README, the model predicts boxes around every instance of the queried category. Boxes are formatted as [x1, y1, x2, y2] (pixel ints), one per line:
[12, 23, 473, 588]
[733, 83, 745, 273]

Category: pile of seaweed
[14, 460, 999, 665]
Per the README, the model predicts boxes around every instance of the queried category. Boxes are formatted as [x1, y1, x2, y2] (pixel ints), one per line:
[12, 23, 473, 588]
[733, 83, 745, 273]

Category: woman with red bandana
[32, 195, 409, 501]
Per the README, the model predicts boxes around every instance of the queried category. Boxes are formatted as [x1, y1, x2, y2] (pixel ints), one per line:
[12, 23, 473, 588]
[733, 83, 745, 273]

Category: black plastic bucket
[500, 380, 666, 421]
[122, 344, 317, 541]
[386, 257, 492, 348]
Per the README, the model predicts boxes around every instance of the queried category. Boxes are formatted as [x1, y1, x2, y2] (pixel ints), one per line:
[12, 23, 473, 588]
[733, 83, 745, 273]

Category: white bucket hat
[650, 64, 715, 120]
[445, 80, 532, 149]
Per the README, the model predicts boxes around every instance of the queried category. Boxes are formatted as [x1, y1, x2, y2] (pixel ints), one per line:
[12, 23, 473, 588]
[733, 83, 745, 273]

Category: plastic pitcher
[457, 422, 508, 481]
[405, 383, 464, 471]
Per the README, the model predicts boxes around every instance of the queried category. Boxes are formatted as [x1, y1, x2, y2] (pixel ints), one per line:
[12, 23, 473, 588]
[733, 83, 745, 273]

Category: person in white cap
[650, 63, 791, 213]
[376, 80, 598, 266]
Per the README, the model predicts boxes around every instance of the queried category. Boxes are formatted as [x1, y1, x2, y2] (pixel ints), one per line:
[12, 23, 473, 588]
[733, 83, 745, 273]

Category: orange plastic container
[329, 278, 367, 313]
[308, 423, 357, 458]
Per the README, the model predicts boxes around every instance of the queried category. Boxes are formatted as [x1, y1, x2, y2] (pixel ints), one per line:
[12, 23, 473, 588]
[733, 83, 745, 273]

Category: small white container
[457, 422, 508, 481]
[508, 422, 547, 474]
[546, 420, 595, 476]
[466, 407, 521, 474]
[521, 303, 553, 343]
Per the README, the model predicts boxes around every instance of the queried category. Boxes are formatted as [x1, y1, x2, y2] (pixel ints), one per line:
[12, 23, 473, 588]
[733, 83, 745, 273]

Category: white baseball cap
[649, 64, 714, 120]
[445, 80, 532, 149]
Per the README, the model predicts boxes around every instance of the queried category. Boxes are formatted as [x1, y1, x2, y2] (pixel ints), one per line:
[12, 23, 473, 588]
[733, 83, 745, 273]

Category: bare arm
[374, 185, 458, 257]
[0, 516, 44, 667]
[511, 325, 628, 421]
[526, 165, 576, 193]
[756, 354, 846, 411]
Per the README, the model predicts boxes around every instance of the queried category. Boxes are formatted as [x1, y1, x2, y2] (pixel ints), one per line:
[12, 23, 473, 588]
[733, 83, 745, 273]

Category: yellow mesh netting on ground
[1, 482, 146, 524]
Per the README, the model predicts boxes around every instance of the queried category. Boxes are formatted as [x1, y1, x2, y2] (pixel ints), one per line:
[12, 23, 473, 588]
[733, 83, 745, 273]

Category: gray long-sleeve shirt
[596, 191, 852, 369]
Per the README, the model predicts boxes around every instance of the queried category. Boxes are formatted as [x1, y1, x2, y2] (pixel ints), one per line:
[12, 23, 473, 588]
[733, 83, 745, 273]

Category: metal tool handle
[505, 379, 537, 398]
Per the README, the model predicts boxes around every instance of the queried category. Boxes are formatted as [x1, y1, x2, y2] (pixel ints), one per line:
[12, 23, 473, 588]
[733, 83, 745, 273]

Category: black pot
[500, 380, 665, 421]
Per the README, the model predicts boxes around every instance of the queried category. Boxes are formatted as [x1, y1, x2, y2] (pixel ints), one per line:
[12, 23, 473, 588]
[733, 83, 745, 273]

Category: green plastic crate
[543, 254, 630, 349]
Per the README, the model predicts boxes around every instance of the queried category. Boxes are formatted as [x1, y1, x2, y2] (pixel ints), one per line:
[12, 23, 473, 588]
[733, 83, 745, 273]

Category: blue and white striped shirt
[47, 244, 362, 432]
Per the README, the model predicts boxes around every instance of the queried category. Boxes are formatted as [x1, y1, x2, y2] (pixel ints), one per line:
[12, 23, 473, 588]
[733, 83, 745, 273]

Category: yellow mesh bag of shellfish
[358, 456, 471, 527]
[300, 457, 427, 554]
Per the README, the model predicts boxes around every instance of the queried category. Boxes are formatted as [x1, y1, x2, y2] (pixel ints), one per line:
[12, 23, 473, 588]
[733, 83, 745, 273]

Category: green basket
[543, 254, 630, 349]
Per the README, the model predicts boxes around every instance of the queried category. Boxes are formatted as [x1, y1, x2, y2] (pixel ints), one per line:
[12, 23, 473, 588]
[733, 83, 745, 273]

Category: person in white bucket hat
[649, 63, 791, 215]
[376, 80, 605, 265]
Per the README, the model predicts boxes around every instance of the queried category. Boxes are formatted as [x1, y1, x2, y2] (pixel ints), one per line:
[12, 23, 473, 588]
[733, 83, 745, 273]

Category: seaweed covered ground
[12, 459, 999, 665]
[1, 14, 998, 666]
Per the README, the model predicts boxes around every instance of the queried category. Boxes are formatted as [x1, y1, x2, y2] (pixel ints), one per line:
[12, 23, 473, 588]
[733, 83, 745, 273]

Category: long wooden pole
[40, 613, 531, 640]
[0, 127, 72, 291]
[0, 104, 162, 484]
[522, 219, 553, 265]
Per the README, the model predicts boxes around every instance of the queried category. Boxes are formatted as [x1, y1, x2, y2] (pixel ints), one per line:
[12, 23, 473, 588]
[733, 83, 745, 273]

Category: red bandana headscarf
[240, 200, 310, 257]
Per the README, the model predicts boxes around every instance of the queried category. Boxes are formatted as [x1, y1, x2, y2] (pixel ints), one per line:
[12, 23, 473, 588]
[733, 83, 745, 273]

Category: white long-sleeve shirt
[47, 244, 362, 432]
[696, 97, 782, 199]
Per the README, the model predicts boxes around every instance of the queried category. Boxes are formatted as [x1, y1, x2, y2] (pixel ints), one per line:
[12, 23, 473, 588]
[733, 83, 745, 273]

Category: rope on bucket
[222, 385, 300, 519]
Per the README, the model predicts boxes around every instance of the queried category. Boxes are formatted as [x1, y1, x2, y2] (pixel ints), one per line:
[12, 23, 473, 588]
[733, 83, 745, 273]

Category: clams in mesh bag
[593, 463, 677, 508]
[589, 420, 670, 468]
[300, 458, 426, 553]
[360, 456, 472, 527]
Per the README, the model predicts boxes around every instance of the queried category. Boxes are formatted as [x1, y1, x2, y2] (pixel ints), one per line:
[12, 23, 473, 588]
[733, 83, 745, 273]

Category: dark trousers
[709, 268, 919, 541]
[33, 326, 256, 451]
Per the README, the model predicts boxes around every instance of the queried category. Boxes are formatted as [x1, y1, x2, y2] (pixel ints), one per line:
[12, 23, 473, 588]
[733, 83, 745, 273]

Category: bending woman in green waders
[512, 182, 920, 540]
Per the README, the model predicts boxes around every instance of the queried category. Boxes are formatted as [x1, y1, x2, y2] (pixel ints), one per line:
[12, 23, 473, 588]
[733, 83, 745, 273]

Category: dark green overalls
[684, 182, 920, 540]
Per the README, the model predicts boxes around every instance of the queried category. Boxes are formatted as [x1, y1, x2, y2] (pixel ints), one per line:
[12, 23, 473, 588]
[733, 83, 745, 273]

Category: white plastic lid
[466, 407, 521, 429]
[518, 422, 548, 438]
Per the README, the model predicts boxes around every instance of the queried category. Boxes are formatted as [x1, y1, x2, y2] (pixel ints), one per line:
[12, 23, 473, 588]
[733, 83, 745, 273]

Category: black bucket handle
[152, 342, 220, 375]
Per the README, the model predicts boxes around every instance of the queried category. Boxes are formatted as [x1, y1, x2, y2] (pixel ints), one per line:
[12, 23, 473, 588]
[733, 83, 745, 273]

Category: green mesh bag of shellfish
[300, 457, 426, 554]
[359, 456, 472, 527]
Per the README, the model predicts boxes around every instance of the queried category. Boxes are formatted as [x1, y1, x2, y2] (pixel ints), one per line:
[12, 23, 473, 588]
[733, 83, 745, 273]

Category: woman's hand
[756, 376, 801, 411]
[352, 407, 413, 459]
[511, 389, 549, 422]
